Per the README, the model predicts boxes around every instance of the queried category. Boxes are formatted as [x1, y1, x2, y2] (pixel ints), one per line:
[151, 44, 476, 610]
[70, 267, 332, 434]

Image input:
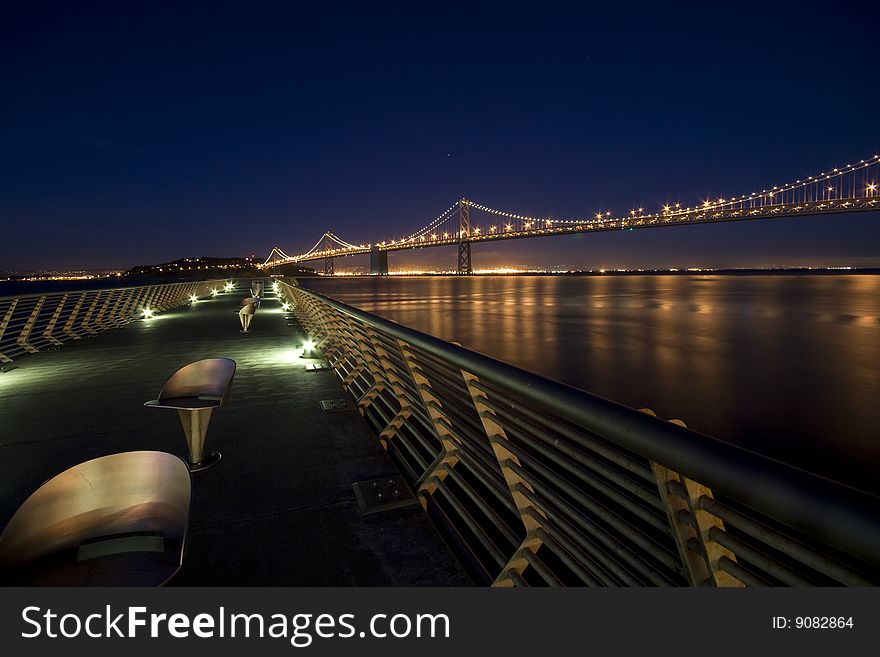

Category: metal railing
[279, 280, 880, 587]
[0, 280, 228, 365]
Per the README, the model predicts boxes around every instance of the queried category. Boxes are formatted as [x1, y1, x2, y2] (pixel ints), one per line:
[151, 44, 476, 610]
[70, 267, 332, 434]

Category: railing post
[43, 294, 67, 346]
[0, 300, 18, 363]
[366, 329, 413, 449]
[121, 287, 147, 323]
[640, 409, 743, 587]
[16, 296, 45, 353]
[112, 288, 137, 325]
[92, 290, 115, 329]
[312, 301, 347, 364]
[154, 285, 169, 310]
[330, 313, 371, 387]
[398, 341, 460, 508]
[154, 284, 170, 310]
[288, 284, 386, 413]
[296, 292, 326, 345]
[79, 292, 102, 334]
[461, 370, 545, 586]
[62, 294, 86, 340]
[150, 284, 165, 310]
[140, 285, 158, 313]
[349, 325, 388, 413]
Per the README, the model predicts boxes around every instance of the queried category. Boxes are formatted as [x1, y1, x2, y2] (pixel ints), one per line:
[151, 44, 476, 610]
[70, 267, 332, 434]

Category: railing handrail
[293, 283, 880, 569]
[0, 278, 230, 302]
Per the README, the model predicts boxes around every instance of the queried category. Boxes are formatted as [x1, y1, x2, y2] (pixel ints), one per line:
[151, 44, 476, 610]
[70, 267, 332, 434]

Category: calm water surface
[306, 274, 880, 493]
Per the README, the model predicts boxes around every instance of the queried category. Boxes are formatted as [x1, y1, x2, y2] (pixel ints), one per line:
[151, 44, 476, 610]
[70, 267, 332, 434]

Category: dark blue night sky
[2, 1, 878, 270]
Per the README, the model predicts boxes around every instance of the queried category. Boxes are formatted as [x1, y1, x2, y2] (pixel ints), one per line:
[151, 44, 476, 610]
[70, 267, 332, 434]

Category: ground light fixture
[189, 294, 198, 303]
[301, 338, 322, 359]
[141, 308, 154, 319]
[281, 302, 291, 311]
[224, 282, 234, 291]
[211, 288, 219, 296]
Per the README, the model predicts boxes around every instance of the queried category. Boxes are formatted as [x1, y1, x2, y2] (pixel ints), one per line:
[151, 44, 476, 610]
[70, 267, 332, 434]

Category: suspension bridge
[262, 153, 880, 274]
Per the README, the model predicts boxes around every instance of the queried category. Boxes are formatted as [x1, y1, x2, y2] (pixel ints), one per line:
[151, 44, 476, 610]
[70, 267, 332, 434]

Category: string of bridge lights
[264, 153, 878, 264]
[262, 246, 293, 266]
[278, 231, 368, 264]
[398, 203, 459, 243]
[323, 231, 361, 250]
[464, 154, 880, 228]
[738, 153, 879, 201]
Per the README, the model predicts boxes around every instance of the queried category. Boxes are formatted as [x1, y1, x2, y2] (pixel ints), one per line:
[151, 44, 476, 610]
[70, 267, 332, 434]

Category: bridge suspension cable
[324, 231, 361, 250]
[400, 203, 459, 242]
[262, 246, 295, 266]
[464, 152, 880, 227]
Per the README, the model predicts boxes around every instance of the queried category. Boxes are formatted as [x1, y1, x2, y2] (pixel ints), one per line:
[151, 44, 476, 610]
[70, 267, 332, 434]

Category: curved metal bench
[144, 357, 236, 471]
[0, 451, 191, 586]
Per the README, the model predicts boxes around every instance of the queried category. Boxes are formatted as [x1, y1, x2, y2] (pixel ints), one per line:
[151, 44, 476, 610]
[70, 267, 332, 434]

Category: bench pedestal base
[188, 451, 222, 472]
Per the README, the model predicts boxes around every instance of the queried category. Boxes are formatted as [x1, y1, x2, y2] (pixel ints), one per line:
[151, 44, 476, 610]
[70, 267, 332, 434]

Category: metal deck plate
[352, 475, 418, 515]
[320, 398, 351, 412]
[306, 362, 329, 371]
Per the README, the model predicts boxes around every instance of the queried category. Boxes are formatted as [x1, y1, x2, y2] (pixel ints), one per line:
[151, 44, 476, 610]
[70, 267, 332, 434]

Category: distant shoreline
[3, 267, 880, 296]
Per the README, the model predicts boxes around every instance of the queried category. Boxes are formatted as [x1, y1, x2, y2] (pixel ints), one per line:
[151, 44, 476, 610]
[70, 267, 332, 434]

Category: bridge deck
[0, 284, 470, 586]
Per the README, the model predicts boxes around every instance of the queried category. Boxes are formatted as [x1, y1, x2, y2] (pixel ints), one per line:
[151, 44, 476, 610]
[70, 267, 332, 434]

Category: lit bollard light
[301, 338, 321, 358]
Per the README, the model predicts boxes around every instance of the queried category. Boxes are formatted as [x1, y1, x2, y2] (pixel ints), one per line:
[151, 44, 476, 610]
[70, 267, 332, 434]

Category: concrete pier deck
[0, 283, 470, 586]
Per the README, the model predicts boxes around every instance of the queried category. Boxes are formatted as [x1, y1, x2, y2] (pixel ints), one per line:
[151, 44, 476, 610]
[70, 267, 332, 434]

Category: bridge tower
[457, 198, 472, 275]
[370, 245, 389, 275]
[323, 256, 334, 276]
